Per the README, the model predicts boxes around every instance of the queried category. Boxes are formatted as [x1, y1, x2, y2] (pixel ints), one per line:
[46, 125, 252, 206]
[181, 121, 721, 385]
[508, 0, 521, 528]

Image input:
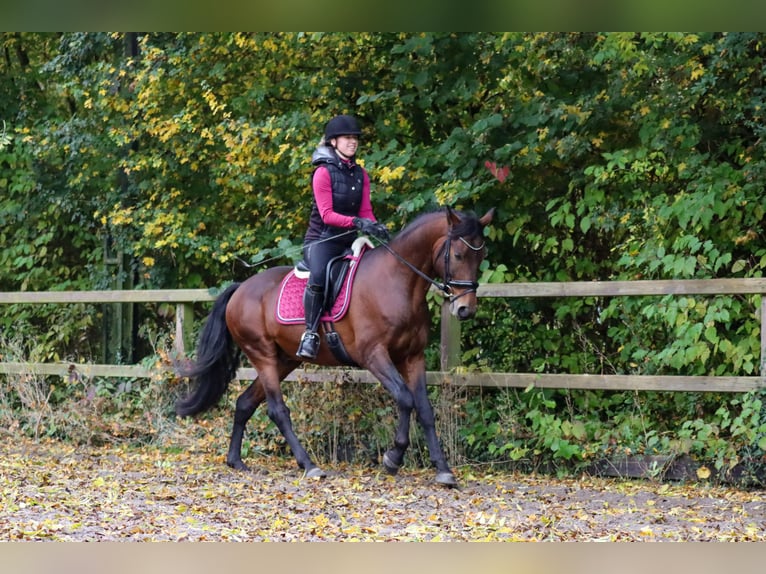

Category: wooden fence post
[440, 300, 461, 370]
[175, 303, 195, 357]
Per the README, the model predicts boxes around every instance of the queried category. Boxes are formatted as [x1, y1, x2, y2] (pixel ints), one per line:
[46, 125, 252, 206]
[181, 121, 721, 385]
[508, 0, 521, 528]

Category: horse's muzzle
[449, 295, 477, 320]
[446, 283, 478, 320]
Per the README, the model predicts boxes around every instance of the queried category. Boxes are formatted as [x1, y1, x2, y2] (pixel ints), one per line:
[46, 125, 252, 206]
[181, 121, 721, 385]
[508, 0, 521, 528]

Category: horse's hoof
[305, 467, 327, 479]
[227, 459, 250, 472]
[382, 452, 401, 475]
[435, 471, 458, 488]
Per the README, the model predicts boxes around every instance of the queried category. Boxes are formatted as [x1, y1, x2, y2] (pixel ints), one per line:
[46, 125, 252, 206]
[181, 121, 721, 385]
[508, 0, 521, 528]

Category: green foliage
[457, 386, 766, 485]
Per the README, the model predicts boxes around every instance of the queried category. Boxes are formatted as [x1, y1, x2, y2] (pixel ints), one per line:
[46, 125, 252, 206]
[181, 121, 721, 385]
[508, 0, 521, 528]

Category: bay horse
[176, 206, 494, 487]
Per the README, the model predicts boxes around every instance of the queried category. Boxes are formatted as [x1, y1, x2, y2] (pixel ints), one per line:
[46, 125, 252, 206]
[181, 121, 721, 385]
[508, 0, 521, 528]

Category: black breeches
[303, 236, 352, 290]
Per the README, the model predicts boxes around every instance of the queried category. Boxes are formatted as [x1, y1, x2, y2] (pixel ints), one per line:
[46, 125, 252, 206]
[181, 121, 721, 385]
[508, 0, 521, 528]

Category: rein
[379, 242, 450, 295]
[236, 223, 484, 304]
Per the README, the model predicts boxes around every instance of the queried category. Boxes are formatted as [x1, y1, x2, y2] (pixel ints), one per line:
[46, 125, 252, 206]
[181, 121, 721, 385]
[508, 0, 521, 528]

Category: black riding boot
[296, 285, 324, 360]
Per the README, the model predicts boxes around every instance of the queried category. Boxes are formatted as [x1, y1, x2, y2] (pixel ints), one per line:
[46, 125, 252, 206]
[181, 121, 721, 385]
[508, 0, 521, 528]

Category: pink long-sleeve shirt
[312, 162, 376, 228]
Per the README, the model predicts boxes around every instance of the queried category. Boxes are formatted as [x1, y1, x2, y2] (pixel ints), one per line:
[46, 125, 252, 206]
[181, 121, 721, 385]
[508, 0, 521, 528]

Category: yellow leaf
[691, 65, 705, 81]
[696, 465, 711, 479]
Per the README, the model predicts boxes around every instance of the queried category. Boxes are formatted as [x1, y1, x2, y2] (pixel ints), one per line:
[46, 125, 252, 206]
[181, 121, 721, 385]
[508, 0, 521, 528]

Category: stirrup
[296, 331, 320, 359]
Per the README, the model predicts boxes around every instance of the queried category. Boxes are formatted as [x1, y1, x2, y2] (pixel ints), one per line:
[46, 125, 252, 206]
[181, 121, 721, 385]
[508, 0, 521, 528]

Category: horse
[176, 206, 495, 487]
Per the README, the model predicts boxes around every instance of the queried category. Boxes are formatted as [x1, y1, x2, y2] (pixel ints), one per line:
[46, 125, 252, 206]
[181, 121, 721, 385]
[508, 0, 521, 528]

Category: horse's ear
[446, 206, 461, 227]
[479, 207, 496, 227]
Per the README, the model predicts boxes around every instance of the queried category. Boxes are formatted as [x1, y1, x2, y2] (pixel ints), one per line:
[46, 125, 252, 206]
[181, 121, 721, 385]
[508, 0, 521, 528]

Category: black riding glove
[372, 222, 390, 241]
[353, 217, 390, 241]
[353, 217, 376, 234]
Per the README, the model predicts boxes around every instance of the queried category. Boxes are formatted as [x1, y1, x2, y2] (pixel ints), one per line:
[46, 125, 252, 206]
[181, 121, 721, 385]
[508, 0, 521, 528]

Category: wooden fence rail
[1, 278, 765, 392]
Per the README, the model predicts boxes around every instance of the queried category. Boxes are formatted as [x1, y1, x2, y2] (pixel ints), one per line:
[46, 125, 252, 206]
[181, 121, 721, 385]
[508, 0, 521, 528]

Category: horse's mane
[394, 207, 483, 240]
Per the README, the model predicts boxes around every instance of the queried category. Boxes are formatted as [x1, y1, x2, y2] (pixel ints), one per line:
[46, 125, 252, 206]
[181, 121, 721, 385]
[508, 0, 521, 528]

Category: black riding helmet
[324, 115, 361, 141]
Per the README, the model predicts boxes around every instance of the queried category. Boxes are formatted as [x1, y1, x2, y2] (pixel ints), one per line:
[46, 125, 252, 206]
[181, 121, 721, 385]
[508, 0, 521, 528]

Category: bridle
[379, 231, 485, 303]
[441, 234, 485, 301]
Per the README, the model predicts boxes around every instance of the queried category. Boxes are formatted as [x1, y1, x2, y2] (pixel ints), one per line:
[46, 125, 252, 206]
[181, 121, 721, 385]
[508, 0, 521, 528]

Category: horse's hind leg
[227, 378, 266, 471]
[227, 360, 300, 472]
[257, 363, 326, 479]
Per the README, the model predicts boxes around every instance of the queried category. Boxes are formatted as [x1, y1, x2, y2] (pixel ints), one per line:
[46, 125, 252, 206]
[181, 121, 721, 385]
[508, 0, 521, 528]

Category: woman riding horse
[177, 205, 494, 487]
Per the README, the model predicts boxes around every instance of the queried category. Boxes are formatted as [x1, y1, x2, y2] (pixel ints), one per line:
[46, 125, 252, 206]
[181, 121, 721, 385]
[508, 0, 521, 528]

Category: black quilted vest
[306, 151, 364, 241]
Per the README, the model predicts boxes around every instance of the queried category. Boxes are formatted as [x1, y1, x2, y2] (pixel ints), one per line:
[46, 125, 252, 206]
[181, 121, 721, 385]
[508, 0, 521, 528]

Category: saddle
[275, 237, 372, 326]
[276, 238, 372, 366]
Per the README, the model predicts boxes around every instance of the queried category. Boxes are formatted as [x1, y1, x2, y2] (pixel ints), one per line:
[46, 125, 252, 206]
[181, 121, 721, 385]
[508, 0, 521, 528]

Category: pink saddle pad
[275, 249, 366, 325]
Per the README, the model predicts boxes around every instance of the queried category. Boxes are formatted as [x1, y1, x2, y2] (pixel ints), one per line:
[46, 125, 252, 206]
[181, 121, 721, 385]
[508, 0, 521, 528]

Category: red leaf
[485, 160, 509, 183]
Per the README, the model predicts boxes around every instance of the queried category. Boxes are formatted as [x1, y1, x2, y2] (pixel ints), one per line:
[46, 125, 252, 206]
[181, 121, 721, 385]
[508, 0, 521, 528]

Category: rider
[297, 114, 390, 360]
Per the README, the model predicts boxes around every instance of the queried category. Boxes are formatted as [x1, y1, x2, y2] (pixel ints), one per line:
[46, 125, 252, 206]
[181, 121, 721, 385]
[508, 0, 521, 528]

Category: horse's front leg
[411, 380, 458, 487]
[383, 391, 415, 475]
[404, 357, 458, 487]
[365, 353, 415, 475]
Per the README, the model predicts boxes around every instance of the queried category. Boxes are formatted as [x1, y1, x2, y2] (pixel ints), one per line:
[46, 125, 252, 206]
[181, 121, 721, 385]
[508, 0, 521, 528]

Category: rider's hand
[371, 222, 390, 241]
[353, 217, 389, 241]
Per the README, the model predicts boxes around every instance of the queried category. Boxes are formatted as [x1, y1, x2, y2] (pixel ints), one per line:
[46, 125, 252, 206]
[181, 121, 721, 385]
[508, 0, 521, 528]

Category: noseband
[380, 232, 485, 303]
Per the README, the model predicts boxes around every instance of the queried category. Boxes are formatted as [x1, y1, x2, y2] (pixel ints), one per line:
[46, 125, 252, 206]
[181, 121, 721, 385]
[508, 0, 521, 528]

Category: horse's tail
[175, 282, 242, 417]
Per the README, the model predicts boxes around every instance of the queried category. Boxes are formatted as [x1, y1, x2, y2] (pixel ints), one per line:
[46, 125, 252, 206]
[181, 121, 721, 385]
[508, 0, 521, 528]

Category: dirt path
[1, 438, 764, 541]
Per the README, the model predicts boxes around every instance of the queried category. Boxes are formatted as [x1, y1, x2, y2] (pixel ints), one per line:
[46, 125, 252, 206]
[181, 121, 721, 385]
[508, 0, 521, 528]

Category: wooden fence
[1, 278, 765, 392]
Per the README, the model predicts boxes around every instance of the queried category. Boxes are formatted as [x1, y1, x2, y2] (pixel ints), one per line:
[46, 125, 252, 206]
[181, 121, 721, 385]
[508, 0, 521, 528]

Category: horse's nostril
[457, 306, 474, 320]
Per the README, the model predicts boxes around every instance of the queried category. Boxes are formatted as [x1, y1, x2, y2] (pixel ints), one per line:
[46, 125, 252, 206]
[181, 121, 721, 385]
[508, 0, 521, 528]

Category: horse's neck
[391, 219, 445, 278]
